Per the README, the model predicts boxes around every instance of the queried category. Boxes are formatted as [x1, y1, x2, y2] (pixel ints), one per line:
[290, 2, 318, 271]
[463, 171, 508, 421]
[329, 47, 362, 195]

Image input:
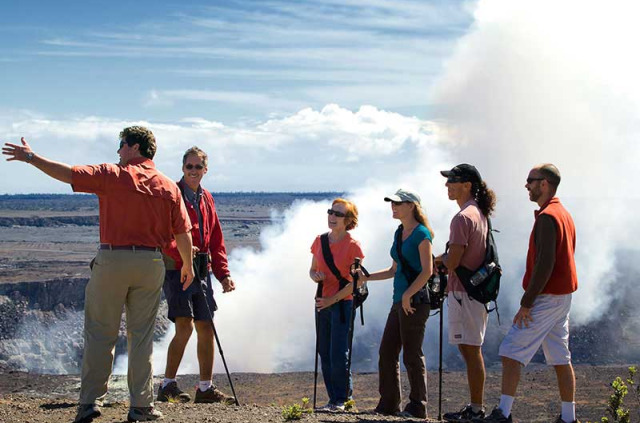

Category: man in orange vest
[482, 164, 578, 423]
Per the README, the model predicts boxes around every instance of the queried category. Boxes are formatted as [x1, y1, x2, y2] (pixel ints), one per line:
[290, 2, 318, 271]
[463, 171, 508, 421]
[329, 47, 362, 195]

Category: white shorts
[499, 294, 572, 366]
[447, 291, 488, 346]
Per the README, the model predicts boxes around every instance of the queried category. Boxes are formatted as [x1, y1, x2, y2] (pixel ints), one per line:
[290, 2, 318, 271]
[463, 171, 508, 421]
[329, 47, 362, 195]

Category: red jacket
[522, 197, 577, 295]
[163, 180, 230, 281]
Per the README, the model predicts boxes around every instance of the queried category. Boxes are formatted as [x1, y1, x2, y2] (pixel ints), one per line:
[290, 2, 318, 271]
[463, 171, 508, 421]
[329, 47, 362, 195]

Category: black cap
[440, 164, 482, 183]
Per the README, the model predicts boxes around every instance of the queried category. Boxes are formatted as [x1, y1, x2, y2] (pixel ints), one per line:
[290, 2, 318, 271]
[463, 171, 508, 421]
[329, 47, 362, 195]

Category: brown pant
[79, 249, 165, 407]
[376, 302, 430, 417]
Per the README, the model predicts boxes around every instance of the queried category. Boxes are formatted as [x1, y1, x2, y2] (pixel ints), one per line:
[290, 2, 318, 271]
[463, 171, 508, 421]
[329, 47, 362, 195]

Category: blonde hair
[332, 198, 358, 231]
[412, 203, 434, 239]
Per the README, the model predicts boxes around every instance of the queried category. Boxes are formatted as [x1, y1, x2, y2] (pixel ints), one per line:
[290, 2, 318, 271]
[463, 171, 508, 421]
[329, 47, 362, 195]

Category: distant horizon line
[0, 191, 344, 196]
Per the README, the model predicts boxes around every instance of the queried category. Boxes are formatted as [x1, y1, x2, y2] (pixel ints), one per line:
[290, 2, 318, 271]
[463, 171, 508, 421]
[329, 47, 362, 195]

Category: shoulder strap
[320, 234, 349, 288]
[395, 225, 419, 281]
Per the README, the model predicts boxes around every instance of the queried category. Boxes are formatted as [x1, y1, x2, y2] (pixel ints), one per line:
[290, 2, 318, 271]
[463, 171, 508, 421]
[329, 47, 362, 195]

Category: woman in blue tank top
[359, 188, 434, 419]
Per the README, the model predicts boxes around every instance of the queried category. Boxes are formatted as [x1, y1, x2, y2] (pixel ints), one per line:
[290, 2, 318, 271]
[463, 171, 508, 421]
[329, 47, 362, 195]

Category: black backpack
[320, 233, 369, 325]
[454, 218, 502, 316]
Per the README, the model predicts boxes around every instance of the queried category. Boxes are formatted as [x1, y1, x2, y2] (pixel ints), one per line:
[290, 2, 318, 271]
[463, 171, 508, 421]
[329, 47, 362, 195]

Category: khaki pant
[376, 302, 430, 417]
[79, 249, 165, 407]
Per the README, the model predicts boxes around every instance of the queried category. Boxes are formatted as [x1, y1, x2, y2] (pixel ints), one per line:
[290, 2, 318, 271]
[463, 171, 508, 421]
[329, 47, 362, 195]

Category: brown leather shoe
[194, 386, 234, 404]
[157, 381, 191, 403]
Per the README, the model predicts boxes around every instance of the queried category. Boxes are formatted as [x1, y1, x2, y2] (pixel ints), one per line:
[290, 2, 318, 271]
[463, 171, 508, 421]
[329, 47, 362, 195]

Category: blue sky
[0, 0, 473, 124]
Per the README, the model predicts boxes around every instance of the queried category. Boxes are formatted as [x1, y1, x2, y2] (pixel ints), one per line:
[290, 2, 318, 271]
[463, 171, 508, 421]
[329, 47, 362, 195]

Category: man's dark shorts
[163, 269, 217, 322]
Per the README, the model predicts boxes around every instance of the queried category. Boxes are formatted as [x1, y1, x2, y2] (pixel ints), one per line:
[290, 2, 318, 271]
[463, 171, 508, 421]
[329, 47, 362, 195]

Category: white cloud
[430, 0, 640, 324]
[0, 104, 434, 193]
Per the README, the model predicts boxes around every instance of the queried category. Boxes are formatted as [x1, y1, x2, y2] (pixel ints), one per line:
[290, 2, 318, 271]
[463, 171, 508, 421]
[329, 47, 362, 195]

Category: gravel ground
[0, 365, 631, 423]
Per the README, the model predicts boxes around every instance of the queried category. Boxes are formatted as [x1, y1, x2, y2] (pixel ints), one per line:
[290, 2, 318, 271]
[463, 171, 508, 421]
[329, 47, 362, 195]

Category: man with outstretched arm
[157, 146, 236, 404]
[436, 164, 497, 422]
[482, 164, 579, 423]
[2, 127, 194, 423]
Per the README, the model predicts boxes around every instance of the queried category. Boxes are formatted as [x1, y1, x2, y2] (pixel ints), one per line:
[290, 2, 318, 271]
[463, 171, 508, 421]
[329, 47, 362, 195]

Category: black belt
[99, 244, 160, 252]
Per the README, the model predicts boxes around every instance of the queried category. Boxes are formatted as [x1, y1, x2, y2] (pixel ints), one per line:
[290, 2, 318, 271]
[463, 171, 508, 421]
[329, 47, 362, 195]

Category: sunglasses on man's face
[119, 140, 128, 149]
[327, 209, 346, 218]
[185, 164, 204, 170]
[526, 177, 545, 184]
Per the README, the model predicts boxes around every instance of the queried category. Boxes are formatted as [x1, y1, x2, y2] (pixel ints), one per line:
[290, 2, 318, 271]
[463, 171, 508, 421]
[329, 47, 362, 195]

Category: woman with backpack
[358, 188, 434, 419]
[309, 198, 364, 412]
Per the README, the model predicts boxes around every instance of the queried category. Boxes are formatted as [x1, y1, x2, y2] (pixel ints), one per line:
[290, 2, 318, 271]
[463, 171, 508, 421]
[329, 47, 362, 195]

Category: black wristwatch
[25, 152, 34, 162]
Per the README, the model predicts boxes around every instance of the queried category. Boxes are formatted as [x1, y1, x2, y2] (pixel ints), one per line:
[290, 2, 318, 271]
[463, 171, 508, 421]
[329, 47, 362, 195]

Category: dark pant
[376, 301, 430, 417]
[316, 300, 353, 405]
[163, 269, 216, 322]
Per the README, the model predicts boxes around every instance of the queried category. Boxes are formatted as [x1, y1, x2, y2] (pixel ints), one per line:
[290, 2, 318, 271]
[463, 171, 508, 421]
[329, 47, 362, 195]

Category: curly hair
[471, 181, 496, 217]
[183, 146, 208, 167]
[119, 126, 157, 159]
[332, 198, 358, 231]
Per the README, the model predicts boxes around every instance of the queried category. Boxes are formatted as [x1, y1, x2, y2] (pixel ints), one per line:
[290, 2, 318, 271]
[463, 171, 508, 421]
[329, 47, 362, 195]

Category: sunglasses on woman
[185, 164, 204, 170]
[327, 209, 346, 218]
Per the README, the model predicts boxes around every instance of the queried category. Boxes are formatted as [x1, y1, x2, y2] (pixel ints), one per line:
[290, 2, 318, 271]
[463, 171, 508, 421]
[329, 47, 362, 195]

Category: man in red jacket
[157, 146, 236, 404]
[482, 164, 579, 423]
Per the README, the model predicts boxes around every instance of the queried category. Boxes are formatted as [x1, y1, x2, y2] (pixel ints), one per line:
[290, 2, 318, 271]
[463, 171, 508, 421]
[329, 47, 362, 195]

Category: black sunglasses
[526, 177, 545, 184]
[119, 140, 128, 149]
[390, 201, 406, 206]
[327, 209, 346, 218]
[185, 164, 204, 170]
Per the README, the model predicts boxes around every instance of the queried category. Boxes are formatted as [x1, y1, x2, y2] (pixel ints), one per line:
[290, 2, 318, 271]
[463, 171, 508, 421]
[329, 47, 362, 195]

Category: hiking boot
[481, 407, 512, 423]
[74, 404, 101, 423]
[553, 415, 581, 423]
[127, 406, 163, 422]
[157, 381, 191, 403]
[444, 404, 485, 422]
[194, 386, 234, 404]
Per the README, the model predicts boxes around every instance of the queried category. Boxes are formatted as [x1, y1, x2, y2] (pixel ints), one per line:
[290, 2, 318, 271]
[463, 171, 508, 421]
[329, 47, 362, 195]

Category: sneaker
[127, 406, 163, 422]
[157, 381, 191, 403]
[194, 385, 235, 404]
[553, 415, 581, 423]
[374, 406, 399, 416]
[316, 403, 333, 412]
[396, 408, 427, 419]
[396, 410, 416, 418]
[332, 403, 346, 412]
[481, 407, 512, 423]
[74, 404, 101, 423]
[444, 404, 485, 422]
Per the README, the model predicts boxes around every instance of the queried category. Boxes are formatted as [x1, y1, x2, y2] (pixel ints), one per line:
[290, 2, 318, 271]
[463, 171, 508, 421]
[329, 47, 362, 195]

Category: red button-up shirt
[71, 157, 191, 248]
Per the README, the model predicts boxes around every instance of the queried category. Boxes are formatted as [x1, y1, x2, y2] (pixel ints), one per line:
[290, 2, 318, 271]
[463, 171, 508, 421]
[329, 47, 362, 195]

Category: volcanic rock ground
[0, 194, 637, 422]
[0, 365, 631, 423]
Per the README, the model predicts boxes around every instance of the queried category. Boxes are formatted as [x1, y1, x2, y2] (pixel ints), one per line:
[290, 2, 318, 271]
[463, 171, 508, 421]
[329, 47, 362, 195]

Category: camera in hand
[193, 252, 209, 280]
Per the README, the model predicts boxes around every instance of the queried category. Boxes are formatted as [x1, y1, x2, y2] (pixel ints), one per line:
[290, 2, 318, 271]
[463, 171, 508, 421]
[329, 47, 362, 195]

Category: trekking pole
[313, 280, 322, 409]
[193, 256, 240, 406]
[437, 265, 448, 422]
[438, 297, 443, 421]
[344, 258, 369, 402]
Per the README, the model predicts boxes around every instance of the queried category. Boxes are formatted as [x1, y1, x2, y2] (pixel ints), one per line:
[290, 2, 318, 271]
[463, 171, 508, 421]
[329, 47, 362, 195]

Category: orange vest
[522, 197, 578, 294]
